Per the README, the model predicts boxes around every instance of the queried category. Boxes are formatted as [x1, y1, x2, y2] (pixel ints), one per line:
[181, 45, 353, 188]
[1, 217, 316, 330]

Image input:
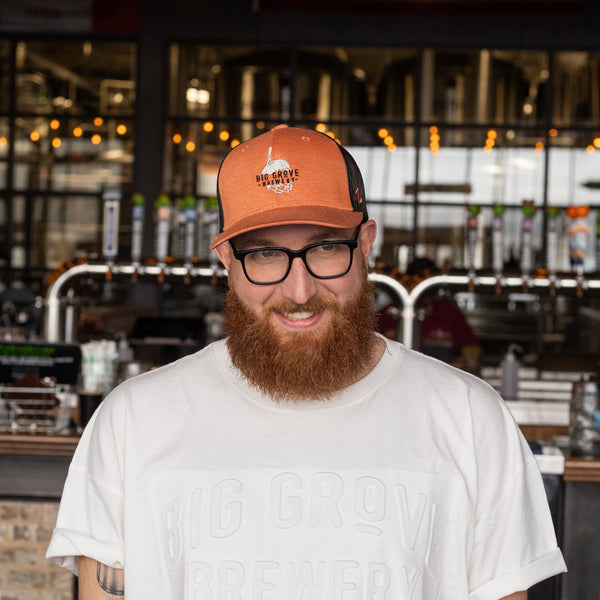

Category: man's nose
[278, 256, 318, 304]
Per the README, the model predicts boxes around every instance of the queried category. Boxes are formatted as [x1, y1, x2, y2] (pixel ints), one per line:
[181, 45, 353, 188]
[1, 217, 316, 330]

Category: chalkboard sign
[0, 342, 81, 384]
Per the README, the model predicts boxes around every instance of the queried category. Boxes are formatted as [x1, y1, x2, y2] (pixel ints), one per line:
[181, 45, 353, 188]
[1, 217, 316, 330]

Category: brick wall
[0, 500, 75, 600]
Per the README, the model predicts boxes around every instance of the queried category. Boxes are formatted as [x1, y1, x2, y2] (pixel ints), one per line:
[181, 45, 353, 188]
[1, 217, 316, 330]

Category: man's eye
[250, 249, 283, 261]
[315, 243, 337, 253]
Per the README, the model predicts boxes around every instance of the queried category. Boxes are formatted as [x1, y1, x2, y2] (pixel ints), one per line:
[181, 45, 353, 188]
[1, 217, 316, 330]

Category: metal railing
[44, 260, 600, 348]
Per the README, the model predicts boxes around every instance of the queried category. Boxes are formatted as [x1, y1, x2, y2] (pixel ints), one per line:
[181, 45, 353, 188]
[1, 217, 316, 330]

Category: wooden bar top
[2, 433, 600, 482]
[564, 456, 600, 482]
[0, 432, 80, 456]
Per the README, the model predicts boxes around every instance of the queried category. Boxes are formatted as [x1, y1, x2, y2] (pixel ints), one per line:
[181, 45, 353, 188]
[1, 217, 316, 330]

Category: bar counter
[0, 433, 77, 499]
[0, 432, 80, 457]
[3, 431, 600, 482]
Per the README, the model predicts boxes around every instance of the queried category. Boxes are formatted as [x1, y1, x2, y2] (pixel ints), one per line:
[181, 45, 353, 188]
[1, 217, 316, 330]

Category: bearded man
[47, 125, 565, 600]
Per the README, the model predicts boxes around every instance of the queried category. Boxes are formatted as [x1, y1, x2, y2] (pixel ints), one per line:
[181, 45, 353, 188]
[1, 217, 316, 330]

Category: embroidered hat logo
[256, 146, 299, 194]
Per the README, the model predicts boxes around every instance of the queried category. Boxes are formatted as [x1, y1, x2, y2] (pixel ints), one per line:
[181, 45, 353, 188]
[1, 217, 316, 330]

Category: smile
[281, 311, 315, 320]
[273, 309, 326, 331]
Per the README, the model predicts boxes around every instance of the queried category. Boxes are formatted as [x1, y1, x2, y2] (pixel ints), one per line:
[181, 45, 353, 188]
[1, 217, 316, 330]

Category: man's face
[215, 221, 380, 401]
[215, 221, 377, 341]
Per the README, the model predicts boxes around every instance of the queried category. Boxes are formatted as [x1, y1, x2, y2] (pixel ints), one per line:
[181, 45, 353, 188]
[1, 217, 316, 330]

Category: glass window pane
[14, 116, 134, 192]
[553, 52, 600, 126]
[295, 46, 419, 120]
[375, 203, 415, 270]
[33, 195, 101, 269]
[417, 126, 546, 207]
[169, 44, 293, 119]
[16, 40, 136, 115]
[423, 49, 548, 125]
[548, 130, 600, 207]
[416, 204, 470, 268]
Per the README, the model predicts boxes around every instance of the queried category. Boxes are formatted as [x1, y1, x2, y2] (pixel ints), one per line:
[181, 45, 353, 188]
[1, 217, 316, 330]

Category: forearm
[78, 556, 124, 599]
[500, 592, 527, 600]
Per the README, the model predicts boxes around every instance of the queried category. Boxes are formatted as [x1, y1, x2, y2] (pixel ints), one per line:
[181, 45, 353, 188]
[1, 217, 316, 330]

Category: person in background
[47, 125, 565, 599]
[408, 256, 483, 372]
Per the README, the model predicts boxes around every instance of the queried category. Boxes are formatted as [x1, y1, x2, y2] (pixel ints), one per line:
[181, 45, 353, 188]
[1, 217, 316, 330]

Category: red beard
[224, 277, 378, 402]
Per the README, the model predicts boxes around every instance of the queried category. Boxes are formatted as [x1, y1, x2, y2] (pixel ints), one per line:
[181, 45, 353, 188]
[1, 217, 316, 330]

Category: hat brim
[209, 205, 364, 249]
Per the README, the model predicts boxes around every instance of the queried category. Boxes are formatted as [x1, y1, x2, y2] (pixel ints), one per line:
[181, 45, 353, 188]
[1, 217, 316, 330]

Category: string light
[91, 134, 102, 145]
[185, 141, 196, 152]
[429, 126, 440, 155]
[219, 130, 230, 142]
[93, 117, 103, 127]
[172, 133, 182, 144]
[116, 124, 127, 135]
[231, 139, 240, 148]
[378, 128, 389, 138]
[52, 137, 62, 149]
[316, 123, 327, 133]
[203, 122, 214, 133]
[484, 129, 496, 153]
[73, 127, 83, 138]
[30, 131, 40, 142]
[50, 119, 60, 130]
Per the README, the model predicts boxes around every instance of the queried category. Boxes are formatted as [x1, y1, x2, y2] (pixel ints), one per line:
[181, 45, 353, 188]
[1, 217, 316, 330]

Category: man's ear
[359, 220, 377, 258]
[214, 242, 232, 270]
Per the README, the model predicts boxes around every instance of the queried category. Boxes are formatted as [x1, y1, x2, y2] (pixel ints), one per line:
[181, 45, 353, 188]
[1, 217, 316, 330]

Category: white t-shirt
[47, 337, 566, 599]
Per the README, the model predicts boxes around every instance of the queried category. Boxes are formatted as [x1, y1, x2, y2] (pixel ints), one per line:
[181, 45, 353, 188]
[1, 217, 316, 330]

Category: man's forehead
[233, 224, 354, 248]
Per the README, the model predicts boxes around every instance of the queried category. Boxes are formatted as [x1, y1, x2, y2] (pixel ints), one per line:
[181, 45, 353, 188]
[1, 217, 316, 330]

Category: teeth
[282, 311, 314, 320]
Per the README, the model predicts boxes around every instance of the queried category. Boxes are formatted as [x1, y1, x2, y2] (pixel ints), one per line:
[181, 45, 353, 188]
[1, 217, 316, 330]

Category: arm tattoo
[96, 562, 124, 596]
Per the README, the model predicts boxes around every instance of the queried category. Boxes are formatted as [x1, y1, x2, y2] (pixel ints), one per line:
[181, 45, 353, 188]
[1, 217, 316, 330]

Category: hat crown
[210, 126, 367, 248]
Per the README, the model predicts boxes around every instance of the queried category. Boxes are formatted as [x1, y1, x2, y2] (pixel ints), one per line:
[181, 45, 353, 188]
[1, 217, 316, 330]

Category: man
[47, 125, 566, 599]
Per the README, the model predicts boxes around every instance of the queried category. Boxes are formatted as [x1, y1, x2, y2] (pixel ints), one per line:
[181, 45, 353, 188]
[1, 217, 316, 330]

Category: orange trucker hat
[209, 125, 368, 248]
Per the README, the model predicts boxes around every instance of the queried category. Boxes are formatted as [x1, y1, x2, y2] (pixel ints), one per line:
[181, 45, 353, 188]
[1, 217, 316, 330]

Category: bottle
[500, 344, 522, 400]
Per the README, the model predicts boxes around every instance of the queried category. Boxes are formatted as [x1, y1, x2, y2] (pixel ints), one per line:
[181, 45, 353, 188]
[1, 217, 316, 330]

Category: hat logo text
[257, 146, 299, 193]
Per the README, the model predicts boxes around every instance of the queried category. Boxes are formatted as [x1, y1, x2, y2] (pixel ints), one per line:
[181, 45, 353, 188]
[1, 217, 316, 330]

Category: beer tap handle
[567, 205, 590, 298]
[520, 200, 536, 292]
[546, 206, 560, 296]
[466, 204, 480, 291]
[492, 204, 505, 295]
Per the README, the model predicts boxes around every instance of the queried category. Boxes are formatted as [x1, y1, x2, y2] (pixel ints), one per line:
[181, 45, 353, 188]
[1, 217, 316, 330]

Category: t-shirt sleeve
[45, 389, 127, 575]
[466, 382, 567, 599]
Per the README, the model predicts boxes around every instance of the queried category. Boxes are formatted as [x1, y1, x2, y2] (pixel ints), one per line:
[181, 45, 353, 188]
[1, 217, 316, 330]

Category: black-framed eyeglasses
[229, 230, 360, 285]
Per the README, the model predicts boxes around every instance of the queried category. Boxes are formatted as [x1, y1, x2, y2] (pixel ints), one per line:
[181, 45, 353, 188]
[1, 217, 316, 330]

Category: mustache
[264, 295, 340, 315]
